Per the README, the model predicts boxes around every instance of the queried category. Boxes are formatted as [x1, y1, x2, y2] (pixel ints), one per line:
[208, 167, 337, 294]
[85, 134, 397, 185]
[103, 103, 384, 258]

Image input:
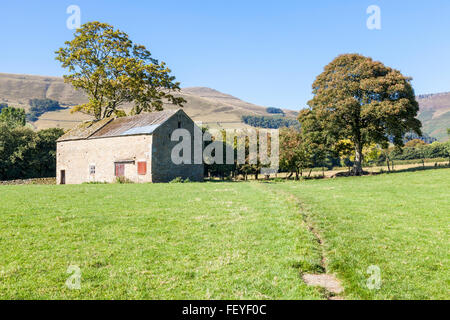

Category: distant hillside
[416, 92, 450, 141]
[0, 73, 296, 131]
[0, 73, 448, 140]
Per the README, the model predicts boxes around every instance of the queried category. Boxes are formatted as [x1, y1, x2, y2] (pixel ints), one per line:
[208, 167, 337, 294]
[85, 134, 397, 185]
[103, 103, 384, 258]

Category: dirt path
[257, 183, 344, 300]
[296, 200, 344, 299]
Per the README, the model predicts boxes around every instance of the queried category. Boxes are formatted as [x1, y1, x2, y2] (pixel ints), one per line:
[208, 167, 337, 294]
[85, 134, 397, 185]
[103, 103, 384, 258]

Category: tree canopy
[27, 98, 64, 122]
[0, 103, 8, 112]
[279, 128, 311, 179]
[0, 106, 26, 128]
[242, 115, 300, 129]
[0, 123, 64, 180]
[266, 107, 285, 115]
[55, 22, 185, 120]
[299, 54, 422, 175]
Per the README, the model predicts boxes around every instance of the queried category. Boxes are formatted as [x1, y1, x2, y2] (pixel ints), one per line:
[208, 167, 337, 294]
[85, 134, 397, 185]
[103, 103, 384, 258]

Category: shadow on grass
[204, 163, 450, 184]
[204, 175, 326, 183]
[384, 163, 450, 175]
[204, 178, 248, 183]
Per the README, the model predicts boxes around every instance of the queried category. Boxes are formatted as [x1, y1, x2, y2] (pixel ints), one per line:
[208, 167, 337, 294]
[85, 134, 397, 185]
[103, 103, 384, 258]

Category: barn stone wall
[56, 135, 153, 184]
[151, 111, 204, 182]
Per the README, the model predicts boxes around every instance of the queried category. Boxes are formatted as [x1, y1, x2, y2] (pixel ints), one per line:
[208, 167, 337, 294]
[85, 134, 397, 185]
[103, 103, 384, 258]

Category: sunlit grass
[1, 169, 448, 299]
[270, 169, 450, 299]
[0, 182, 321, 299]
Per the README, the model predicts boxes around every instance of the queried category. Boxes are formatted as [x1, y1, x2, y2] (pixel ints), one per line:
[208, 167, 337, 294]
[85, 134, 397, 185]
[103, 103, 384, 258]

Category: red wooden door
[137, 161, 147, 175]
[115, 163, 125, 177]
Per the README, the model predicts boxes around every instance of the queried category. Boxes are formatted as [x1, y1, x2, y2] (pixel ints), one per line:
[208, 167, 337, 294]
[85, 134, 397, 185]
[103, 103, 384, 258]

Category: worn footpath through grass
[0, 182, 323, 299]
[267, 169, 450, 299]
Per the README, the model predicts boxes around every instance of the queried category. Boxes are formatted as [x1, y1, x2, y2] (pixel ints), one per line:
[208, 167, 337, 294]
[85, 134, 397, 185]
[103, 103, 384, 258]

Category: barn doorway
[115, 163, 125, 177]
[60, 170, 66, 185]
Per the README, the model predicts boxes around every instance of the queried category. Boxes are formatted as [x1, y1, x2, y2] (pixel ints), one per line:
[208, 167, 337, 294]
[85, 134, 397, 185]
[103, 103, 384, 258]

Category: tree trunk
[353, 143, 363, 175]
[295, 170, 299, 180]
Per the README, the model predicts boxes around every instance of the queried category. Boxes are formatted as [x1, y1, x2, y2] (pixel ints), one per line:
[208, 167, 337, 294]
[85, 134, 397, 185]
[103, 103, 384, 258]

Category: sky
[0, 0, 449, 110]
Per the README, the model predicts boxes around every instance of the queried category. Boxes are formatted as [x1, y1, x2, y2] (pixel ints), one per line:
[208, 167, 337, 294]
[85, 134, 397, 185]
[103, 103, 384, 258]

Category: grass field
[0, 182, 322, 299]
[269, 168, 450, 299]
[0, 169, 448, 299]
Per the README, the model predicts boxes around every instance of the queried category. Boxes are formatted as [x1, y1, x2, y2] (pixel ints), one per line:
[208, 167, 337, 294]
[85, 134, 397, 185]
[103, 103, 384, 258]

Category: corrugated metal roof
[58, 109, 179, 141]
[121, 124, 160, 135]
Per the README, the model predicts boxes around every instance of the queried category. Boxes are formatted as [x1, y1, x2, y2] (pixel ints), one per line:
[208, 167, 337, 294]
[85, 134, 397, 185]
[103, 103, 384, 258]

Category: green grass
[0, 169, 448, 299]
[0, 182, 322, 299]
[268, 169, 450, 299]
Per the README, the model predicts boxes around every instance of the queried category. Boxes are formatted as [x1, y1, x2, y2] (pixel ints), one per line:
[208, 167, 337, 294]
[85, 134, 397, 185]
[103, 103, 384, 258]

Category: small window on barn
[89, 165, 95, 175]
[178, 121, 182, 128]
[137, 161, 147, 175]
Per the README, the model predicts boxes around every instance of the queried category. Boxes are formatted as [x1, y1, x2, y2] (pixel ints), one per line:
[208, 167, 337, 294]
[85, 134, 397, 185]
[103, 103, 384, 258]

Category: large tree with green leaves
[55, 22, 185, 120]
[0, 124, 64, 180]
[299, 54, 422, 175]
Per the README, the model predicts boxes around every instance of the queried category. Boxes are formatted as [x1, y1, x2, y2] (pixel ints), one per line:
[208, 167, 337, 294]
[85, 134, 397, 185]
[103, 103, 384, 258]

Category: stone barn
[56, 109, 204, 184]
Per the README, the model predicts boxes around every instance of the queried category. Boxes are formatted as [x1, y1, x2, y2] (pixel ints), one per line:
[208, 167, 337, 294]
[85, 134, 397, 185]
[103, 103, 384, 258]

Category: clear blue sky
[0, 0, 449, 110]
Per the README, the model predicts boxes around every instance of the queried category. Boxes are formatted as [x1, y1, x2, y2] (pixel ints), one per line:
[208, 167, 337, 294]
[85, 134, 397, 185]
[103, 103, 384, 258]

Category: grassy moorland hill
[0, 169, 448, 299]
[0, 73, 297, 131]
[1, 73, 448, 140]
[416, 93, 450, 141]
